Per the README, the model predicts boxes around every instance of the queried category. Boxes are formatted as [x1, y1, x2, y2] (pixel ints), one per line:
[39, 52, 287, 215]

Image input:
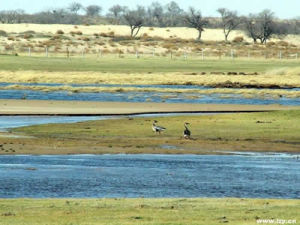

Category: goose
[183, 122, 191, 139]
[152, 120, 166, 134]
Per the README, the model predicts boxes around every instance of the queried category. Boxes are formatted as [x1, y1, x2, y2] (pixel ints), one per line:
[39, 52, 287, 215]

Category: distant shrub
[56, 30, 64, 35]
[96, 41, 106, 46]
[50, 35, 61, 40]
[7, 36, 15, 41]
[74, 25, 78, 29]
[100, 31, 115, 38]
[70, 30, 82, 35]
[23, 34, 33, 39]
[4, 44, 14, 50]
[166, 29, 170, 32]
[108, 31, 115, 37]
[277, 41, 289, 47]
[102, 49, 110, 53]
[233, 36, 244, 43]
[0, 30, 7, 37]
[140, 33, 152, 41]
[82, 37, 90, 41]
[162, 43, 177, 50]
[23, 30, 36, 34]
[266, 41, 276, 47]
[149, 27, 154, 31]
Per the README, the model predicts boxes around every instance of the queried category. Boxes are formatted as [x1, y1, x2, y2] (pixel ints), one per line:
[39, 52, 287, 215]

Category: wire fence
[0, 46, 299, 60]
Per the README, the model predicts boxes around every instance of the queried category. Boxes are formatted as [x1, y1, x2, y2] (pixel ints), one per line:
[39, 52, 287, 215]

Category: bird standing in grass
[152, 120, 166, 134]
[183, 122, 191, 139]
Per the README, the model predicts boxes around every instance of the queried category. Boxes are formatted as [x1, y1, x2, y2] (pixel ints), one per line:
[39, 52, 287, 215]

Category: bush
[70, 30, 82, 35]
[233, 36, 244, 43]
[4, 44, 14, 50]
[100, 32, 115, 38]
[0, 30, 7, 37]
[7, 36, 15, 41]
[112, 36, 131, 42]
[23, 30, 36, 34]
[56, 30, 64, 35]
[23, 34, 34, 39]
[277, 41, 289, 47]
[266, 41, 276, 47]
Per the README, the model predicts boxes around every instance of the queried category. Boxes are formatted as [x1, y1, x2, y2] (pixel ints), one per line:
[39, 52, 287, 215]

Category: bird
[183, 122, 191, 139]
[152, 120, 166, 134]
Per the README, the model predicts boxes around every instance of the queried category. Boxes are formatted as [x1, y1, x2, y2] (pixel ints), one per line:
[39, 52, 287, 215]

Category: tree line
[0, 1, 299, 43]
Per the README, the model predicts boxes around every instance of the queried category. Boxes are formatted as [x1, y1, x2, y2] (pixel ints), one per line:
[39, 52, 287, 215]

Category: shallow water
[0, 89, 299, 105]
[0, 116, 103, 131]
[0, 113, 215, 131]
[0, 154, 299, 198]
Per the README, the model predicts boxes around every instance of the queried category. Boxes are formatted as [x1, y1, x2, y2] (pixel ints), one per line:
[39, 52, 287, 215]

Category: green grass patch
[1, 55, 300, 73]
[11, 110, 300, 153]
[0, 198, 299, 225]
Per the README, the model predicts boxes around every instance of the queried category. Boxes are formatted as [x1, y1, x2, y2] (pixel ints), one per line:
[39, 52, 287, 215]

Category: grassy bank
[2, 84, 300, 99]
[0, 55, 300, 73]
[3, 110, 299, 154]
[0, 198, 299, 225]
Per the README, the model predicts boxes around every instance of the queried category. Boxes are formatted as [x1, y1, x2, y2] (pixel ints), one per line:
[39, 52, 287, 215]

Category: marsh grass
[10, 111, 300, 153]
[1, 84, 299, 98]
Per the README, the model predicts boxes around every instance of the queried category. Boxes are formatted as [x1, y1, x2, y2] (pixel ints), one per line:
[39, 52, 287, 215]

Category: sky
[1, 0, 299, 19]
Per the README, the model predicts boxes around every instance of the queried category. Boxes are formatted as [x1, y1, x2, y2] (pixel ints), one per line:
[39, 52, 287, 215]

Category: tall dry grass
[0, 69, 299, 88]
[0, 24, 299, 45]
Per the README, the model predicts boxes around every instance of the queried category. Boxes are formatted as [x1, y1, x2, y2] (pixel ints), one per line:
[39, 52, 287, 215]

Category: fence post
[230, 49, 234, 59]
[170, 51, 172, 59]
[28, 47, 31, 57]
[279, 51, 282, 60]
[81, 49, 85, 57]
[184, 51, 187, 60]
[45, 47, 48, 57]
[152, 49, 155, 57]
[136, 50, 139, 58]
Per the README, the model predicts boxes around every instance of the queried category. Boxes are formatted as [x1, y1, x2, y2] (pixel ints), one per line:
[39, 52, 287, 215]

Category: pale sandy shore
[0, 99, 299, 115]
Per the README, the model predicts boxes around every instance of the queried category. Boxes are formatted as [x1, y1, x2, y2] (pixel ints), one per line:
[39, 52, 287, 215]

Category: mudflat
[1, 99, 299, 115]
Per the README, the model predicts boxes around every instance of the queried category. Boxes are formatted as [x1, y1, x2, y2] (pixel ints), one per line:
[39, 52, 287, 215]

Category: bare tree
[184, 7, 208, 41]
[243, 10, 278, 44]
[85, 5, 102, 17]
[107, 5, 126, 24]
[147, 2, 164, 26]
[0, 9, 25, 23]
[68, 2, 82, 14]
[124, 8, 145, 37]
[243, 15, 260, 43]
[165, 1, 184, 26]
[217, 8, 241, 41]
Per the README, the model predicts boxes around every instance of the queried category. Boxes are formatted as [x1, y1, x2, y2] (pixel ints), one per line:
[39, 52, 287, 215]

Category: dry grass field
[0, 24, 299, 58]
[1, 23, 300, 43]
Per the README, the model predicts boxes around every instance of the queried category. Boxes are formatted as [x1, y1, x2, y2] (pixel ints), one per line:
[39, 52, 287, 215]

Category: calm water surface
[0, 154, 299, 198]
